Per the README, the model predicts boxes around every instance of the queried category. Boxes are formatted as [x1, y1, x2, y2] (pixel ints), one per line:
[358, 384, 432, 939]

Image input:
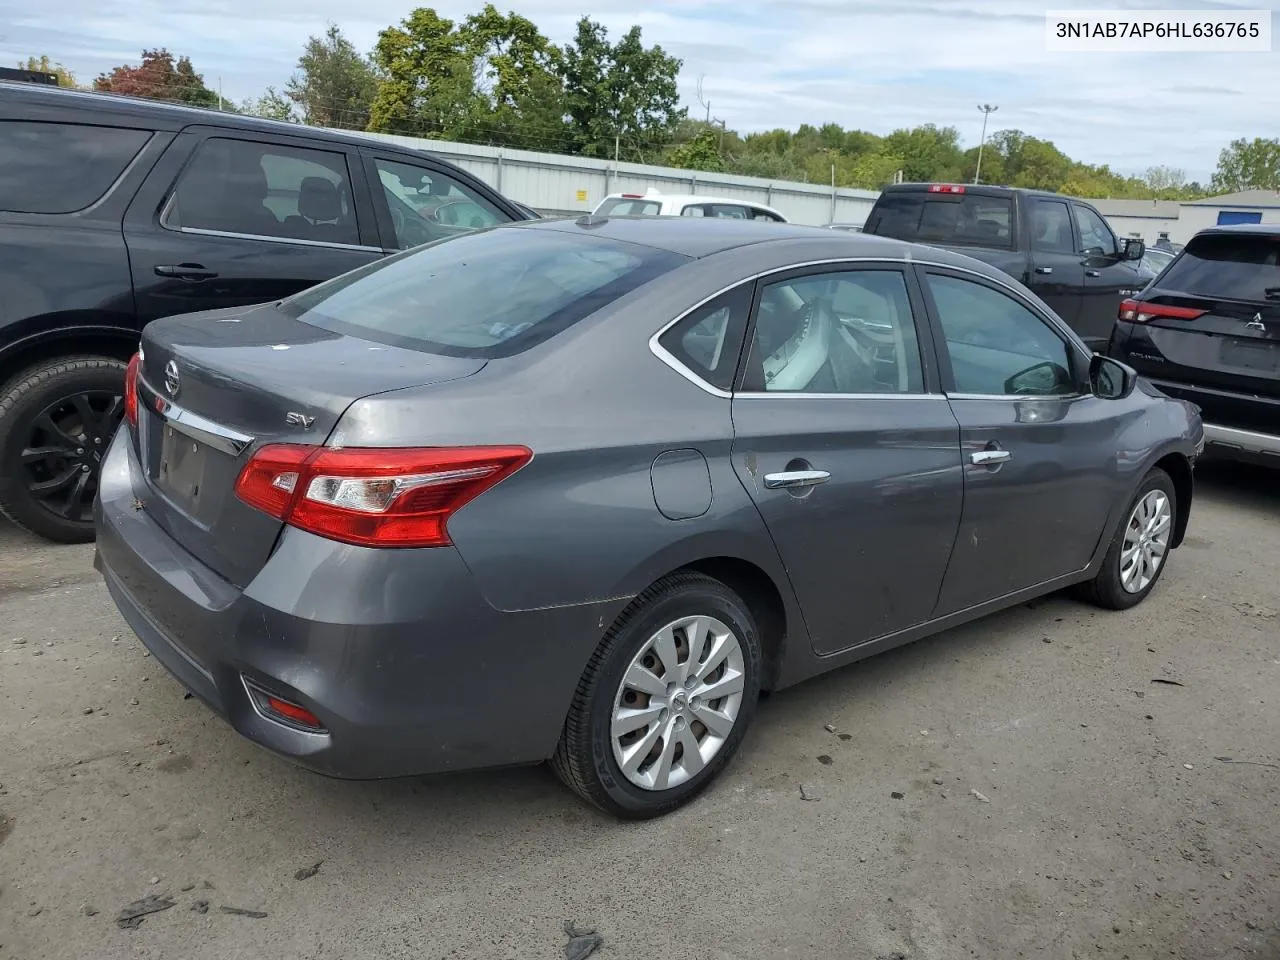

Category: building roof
[1088, 199, 1181, 219]
[1183, 189, 1280, 208]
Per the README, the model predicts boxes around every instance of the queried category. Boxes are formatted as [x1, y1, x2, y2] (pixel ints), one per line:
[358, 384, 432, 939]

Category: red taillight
[621, 193, 644, 199]
[123, 351, 141, 427]
[1119, 298, 1207, 324]
[928, 184, 966, 194]
[234, 444, 532, 548]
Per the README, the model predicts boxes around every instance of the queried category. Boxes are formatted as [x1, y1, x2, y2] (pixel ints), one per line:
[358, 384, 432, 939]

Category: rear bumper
[1140, 377, 1279, 460]
[93, 428, 615, 780]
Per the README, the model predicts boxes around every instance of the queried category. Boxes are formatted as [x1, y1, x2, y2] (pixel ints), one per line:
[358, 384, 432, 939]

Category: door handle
[1034, 266, 1053, 275]
[155, 263, 218, 281]
[764, 470, 831, 489]
[970, 449, 1012, 466]
[1085, 269, 1101, 278]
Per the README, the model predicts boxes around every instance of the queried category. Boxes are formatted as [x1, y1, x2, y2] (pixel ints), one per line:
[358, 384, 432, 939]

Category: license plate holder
[1221, 338, 1277, 372]
[157, 424, 209, 510]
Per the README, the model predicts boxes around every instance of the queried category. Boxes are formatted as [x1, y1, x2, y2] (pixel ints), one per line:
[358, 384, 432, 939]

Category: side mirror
[1122, 238, 1145, 261]
[1090, 353, 1136, 399]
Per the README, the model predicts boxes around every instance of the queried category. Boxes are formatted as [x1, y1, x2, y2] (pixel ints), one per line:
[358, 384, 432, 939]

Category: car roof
[879, 182, 1071, 201]
[605, 192, 784, 212]
[513, 213, 1009, 271]
[0, 81, 440, 159]
[1193, 223, 1280, 238]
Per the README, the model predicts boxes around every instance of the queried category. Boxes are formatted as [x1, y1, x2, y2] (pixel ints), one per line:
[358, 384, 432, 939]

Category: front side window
[0, 120, 150, 214]
[164, 138, 360, 246]
[743, 269, 925, 394]
[1073, 205, 1118, 257]
[681, 203, 751, 220]
[281, 228, 688, 358]
[657, 286, 753, 391]
[374, 158, 506, 250]
[1031, 200, 1074, 254]
[926, 273, 1077, 397]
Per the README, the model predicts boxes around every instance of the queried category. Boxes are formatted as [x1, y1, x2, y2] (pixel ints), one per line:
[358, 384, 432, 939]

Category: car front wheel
[1080, 467, 1177, 610]
[552, 573, 763, 819]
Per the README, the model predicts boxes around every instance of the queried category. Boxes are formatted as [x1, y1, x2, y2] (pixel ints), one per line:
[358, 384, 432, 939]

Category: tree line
[18, 8, 1280, 199]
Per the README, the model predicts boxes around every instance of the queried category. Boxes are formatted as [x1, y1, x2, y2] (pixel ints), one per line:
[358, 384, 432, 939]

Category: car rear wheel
[0, 356, 128, 544]
[552, 573, 762, 819]
[1080, 467, 1176, 611]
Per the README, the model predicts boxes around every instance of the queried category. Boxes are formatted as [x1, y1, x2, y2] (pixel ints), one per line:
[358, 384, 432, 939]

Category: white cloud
[2, 0, 1277, 180]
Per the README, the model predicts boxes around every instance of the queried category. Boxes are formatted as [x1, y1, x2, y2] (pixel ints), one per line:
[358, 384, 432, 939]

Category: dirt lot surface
[1, 462, 1277, 960]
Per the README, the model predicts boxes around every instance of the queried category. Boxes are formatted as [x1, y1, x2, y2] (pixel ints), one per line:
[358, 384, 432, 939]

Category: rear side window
[282, 228, 689, 358]
[681, 203, 750, 219]
[1159, 233, 1280, 303]
[867, 192, 1014, 248]
[657, 285, 753, 391]
[597, 197, 663, 216]
[0, 120, 150, 214]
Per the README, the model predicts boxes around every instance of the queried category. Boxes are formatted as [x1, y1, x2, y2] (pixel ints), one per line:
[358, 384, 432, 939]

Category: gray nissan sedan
[95, 216, 1203, 819]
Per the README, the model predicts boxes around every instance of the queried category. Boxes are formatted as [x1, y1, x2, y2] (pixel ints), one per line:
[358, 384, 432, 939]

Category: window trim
[914, 265, 1091, 401]
[156, 131, 373, 250]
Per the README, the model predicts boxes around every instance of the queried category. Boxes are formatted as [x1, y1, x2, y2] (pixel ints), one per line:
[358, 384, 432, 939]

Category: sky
[2, 0, 1277, 183]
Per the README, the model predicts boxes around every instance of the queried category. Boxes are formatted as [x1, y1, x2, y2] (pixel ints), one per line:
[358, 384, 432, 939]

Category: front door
[1072, 203, 1146, 349]
[124, 128, 385, 325]
[1026, 197, 1084, 325]
[918, 267, 1121, 614]
[729, 264, 964, 655]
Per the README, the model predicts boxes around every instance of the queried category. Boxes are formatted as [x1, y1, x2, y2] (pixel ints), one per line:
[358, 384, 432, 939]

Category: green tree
[664, 126, 724, 172]
[94, 49, 221, 108]
[369, 8, 484, 138]
[1144, 165, 1186, 197]
[287, 24, 378, 129]
[19, 55, 78, 88]
[559, 17, 684, 159]
[882, 124, 963, 182]
[242, 87, 297, 122]
[1211, 137, 1280, 192]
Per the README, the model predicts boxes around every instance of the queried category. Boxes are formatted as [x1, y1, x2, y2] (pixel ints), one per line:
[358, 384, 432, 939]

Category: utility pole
[696, 75, 711, 124]
[974, 103, 998, 184]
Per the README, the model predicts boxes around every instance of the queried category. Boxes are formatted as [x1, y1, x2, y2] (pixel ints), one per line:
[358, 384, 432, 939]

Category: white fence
[345, 130, 881, 227]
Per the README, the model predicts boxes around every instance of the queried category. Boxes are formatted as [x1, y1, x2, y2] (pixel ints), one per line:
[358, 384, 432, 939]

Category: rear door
[1071, 202, 1146, 348]
[123, 127, 384, 324]
[728, 263, 964, 655]
[918, 267, 1121, 613]
[1026, 196, 1085, 324]
[1125, 231, 1280, 431]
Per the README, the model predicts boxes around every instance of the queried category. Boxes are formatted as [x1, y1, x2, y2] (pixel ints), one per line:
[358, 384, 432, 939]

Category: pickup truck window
[1031, 200, 1075, 254]
[1073, 205, 1117, 257]
[868, 193, 1014, 249]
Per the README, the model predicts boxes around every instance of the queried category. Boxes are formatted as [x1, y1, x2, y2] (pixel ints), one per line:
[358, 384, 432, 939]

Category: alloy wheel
[18, 390, 123, 523]
[610, 614, 746, 791]
[1119, 489, 1172, 594]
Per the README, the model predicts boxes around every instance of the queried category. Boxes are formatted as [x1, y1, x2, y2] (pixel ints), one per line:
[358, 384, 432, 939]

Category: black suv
[1108, 225, 1279, 465]
[0, 82, 533, 542]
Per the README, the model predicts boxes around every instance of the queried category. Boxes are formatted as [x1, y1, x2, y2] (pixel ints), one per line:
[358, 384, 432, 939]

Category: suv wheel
[552, 573, 763, 819]
[0, 356, 128, 543]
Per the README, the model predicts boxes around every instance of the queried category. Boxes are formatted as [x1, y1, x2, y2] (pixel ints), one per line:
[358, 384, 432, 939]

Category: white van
[593, 189, 788, 222]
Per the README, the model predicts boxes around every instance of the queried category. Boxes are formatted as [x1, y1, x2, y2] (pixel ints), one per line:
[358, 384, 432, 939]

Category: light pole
[974, 103, 998, 184]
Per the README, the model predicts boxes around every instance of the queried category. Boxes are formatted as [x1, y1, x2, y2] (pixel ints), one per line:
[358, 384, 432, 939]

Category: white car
[593, 190, 788, 222]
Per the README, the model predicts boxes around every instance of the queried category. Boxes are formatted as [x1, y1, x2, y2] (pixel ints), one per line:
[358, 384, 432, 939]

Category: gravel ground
[1, 461, 1277, 960]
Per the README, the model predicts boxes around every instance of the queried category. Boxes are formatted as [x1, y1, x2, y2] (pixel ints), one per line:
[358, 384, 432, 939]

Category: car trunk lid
[132, 302, 486, 587]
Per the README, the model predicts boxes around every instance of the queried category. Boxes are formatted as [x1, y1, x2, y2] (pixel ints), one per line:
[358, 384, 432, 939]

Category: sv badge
[285, 411, 316, 429]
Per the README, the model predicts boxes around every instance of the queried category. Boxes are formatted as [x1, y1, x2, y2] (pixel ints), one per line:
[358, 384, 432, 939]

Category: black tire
[552, 572, 763, 819]
[1078, 467, 1177, 611]
[0, 356, 129, 544]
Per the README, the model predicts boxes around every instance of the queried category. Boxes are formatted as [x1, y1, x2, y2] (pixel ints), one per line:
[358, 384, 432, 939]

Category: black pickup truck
[863, 183, 1153, 349]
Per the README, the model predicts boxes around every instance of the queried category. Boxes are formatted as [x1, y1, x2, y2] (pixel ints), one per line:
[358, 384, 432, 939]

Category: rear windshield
[597, 197, 663, 217]
[866, 192, 1014, 248]
[281, 227, 689, 358]
[1159, 233, 1280, 303]
[0, 120, 151, 214]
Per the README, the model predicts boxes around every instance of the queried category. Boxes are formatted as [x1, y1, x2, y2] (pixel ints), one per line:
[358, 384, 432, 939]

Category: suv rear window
[283, 227, 689, 358]
[867, 192, 1014, 248]
[0, 120, 150, 214]
[1159, 233, 1280, 303]
[597, 197, 663, 217]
